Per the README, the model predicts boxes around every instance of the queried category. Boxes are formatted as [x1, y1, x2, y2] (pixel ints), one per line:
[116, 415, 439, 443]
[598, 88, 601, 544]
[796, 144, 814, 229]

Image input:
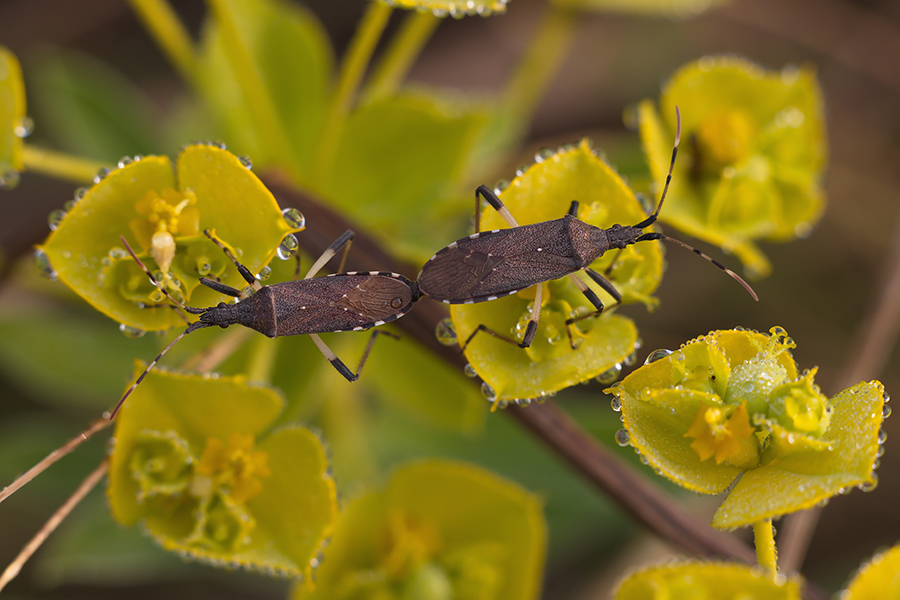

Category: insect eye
[391, 297, 403, 309]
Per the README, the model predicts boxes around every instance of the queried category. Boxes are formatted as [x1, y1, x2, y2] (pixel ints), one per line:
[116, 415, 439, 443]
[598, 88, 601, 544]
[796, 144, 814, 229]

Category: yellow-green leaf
[377, 0, 509, 18]
[108, 367, 337, 578]
[841, 545, 900, 599]
[0, 45, 26, 186]
[616, 561, 802, 599]
[293, 460, 546, 600]
[453, 139, 662, 402]
[637, 56, 826, 278]
[38, 143, 300, 331]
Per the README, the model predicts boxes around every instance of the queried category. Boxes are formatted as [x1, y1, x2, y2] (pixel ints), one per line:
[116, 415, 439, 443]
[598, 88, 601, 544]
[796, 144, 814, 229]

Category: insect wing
[418, 219, 580, 303]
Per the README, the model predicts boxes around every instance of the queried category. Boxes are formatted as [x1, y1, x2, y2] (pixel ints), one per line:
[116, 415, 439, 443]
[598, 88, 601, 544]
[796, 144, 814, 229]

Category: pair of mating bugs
[110, 110, 757, 419]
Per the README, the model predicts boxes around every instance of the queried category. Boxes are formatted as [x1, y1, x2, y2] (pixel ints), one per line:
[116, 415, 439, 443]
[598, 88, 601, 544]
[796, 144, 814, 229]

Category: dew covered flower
[108, 367, 337, 577]
[0, 45, 26, 188]
[293, 460, 546, 600]
[451, 139, 663, 405]
[636, 56, 826, 278]
[37, 143, 302, 331]
[606, 327, 887, 529]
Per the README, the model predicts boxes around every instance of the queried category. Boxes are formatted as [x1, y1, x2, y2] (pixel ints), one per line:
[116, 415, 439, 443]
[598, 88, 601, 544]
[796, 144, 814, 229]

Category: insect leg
[303, 230, 355, 280]
[308, 330, 399, 382]
[562, 269, 623, 348]
[203, 229, 262, 293]
[474, 185, 520, 231]
[460, 282, 543, 351]
[120, 236, 193, 322]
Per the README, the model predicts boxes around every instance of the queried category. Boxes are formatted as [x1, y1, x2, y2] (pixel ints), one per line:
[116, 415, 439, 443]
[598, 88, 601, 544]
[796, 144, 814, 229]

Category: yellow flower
[685, 401, 757, 466]
[193, 433, 271, 504]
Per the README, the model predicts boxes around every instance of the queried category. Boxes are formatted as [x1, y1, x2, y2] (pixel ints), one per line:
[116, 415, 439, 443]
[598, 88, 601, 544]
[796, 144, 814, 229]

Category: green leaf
[195, 0, 333, 172]
[322, 89, 491, 262]
[108, 368, 337, 578]
[38, 143, 300, 330]
[28, 49, 162, 161]
[637, 56, 826, 278]
[294, 460, 546, 600]
[452, 139, 662, 402]
[616, 561, 802, 599]
[0, 45, 26, 185]
[841, 545, 900, 599]
[376, 0, 509, 17]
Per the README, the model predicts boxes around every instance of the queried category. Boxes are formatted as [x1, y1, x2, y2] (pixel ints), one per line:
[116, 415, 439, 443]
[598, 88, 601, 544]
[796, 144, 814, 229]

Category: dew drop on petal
[281, 207, 305, 230]
[0, 167, 21, 189]
[614, 428, 631, 447]
[463, 363, 478, 378]
[34, 248, 57, 280]
[883, 404, 892, 419]
[276, 233, 299, 259]
[119, 323, 146, 338]
[47, 208, 67, 231]
[596, 363, 622, 385]
[435, 317, 458, 346]
[238, 155, 252, 169]
[13, 115, 34, 138]
[481, 382, 496, 402]
[644, 348, 673, 365]
[256, 265, 272, 281]
[93, 166, 111, 183]
[610, 397, 622, 412]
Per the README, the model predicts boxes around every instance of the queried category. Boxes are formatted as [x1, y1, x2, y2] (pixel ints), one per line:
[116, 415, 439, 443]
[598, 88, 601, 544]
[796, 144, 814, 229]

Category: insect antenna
[109, 237, 213, 419]
[637, 231, 758, 301]
[634, 105, 682, 230]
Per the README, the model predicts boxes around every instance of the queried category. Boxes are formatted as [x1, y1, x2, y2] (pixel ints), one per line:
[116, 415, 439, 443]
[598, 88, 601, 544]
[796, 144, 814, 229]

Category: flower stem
[310, 1, 392, 185]
[21, 145, 109, 184]
[363, 11, 441, 101]
[247, 334, 279, 385]
[500, 5, 576, 141]
[753, 519, 779, 577]
[0, 457, 109, 592]
[206, 0, 297, 170]
[127, 0, 197, 83]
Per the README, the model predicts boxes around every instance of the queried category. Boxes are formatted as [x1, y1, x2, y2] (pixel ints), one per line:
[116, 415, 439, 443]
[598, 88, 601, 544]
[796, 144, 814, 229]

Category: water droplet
[435, 317, 458, 346]
[117, 156, 134, 169]
[13, 115, 34, 138]
[47, 208, 67, 231]
[610, 397, 622, 412]
[276, 233, 299, 259]
[623, 351, 638, 366]
[878, 429, 887, 444]
[109, 247, 128, 260]
[514, 397, 532, 406]
[515, 164, 528, 177]
[534, 147, 554, 163]
[34, 248, 57, 280]
[238, 155, 252, 169]
[0, 168, 21, 189]
[197, 258, 212, 277]
[697, 55, 716, 71]
[596, 363, 622, 385]
[463, 363, 478, 378]
[281, 207, 306, 230]
[93, 166, 111, 183]
[883, 391, 890, 404]
[432, 7, 448, 17]
[644, 349, 673, 365]
[481, 382, 497, 402]
[883, 404, 892, 419]
[614, 429, 631, 446]
[860, 475, 878, 492]
[493, 179, 510, 194]
[256, 265, 272, 281]
[119, 323, 146, 338]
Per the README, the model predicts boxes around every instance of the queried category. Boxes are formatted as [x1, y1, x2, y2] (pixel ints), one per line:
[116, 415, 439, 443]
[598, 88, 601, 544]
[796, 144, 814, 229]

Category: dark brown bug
[110, 229, 419, 419]
[417, 108, 757, 351]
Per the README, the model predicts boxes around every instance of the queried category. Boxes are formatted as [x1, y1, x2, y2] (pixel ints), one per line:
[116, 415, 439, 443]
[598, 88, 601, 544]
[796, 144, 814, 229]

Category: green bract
[108, 367, 337, 579]
[376, 0, 509, 17]
[451, 140, 663, 404]
[637, 56, 826, 278]
[293, 460, 546, 600]
[0, 45, 26, 187]
[606, 327, 887, 529]
[615, 562, 802, 599]
[38, 143, 301, 331]
[842, 545, 900, 599]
